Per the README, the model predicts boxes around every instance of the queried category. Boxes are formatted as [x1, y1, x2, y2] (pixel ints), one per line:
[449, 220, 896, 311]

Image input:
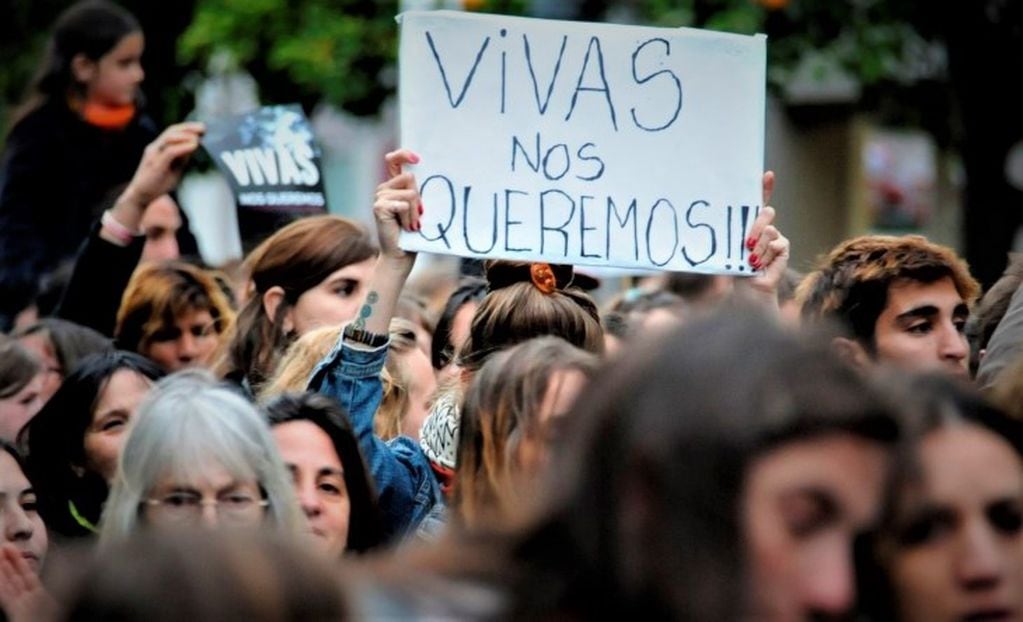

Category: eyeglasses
[143, 491, 269, 524]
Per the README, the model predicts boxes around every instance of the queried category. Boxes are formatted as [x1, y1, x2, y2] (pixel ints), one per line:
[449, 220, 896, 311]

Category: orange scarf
[81, 101, 136, 130]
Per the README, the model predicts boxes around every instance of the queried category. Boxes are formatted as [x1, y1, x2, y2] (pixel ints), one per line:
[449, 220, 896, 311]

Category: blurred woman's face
[82, 370, 152, 483]
[885, 424, 1023, 622]
[743, 434, 888, 621]
[272, 421, 350, 556]
[0, 374, 44, 443]
[0, 452, 47, 572]
[515, 369, 587, 474]
[288, 258, 376, 336]
[142, 308, 220, 372]
[17, 332, 62, 404]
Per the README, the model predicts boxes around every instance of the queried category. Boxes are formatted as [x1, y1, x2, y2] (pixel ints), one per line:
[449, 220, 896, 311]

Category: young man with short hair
[798, 235, 981, 376]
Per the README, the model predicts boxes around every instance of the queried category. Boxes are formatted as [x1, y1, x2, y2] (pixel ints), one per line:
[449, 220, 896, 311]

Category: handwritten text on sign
[398, 11, 766, 274]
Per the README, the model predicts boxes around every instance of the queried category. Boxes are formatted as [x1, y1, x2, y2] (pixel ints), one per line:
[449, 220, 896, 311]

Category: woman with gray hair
[99, 371, 304, 545]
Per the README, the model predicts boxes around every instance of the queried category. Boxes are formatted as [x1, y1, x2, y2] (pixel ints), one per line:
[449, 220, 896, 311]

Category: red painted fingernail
[749, 253, 759, 265]
[415, 222, 421, 231]
[746, 237, 756, 250]
[418, 203, 424, 215]
[408, 152, 420, 164]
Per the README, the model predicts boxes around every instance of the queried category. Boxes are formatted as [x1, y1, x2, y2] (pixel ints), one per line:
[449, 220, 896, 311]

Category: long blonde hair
[258, 325, 340, 401]
[377, 318, 421, 440]
[259, 319, 426, 441]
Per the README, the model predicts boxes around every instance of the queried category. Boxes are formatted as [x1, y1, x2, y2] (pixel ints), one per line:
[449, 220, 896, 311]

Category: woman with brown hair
[453, 261, 604, 372]
[855, 377, 1023, 622]
[416, 260, 604, 494]
[114, 262, 234, 372]
[14, 318, 112, 404]
[0, 336, 44, 443]
[305, 149, 608, 537]
[20, 351, 164, 540]
[218, 215, 377, 393]
[454, 336, 598, 530]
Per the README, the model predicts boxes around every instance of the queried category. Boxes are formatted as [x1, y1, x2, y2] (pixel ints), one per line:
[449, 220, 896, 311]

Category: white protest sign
[398, 10, 766, 274]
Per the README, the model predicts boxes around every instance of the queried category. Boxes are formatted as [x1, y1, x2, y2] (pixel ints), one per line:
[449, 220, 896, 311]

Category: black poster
[202, 104, 327, 246]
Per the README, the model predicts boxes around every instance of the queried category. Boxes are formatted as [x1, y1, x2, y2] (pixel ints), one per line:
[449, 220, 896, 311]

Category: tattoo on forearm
[352, 291, 379, 330]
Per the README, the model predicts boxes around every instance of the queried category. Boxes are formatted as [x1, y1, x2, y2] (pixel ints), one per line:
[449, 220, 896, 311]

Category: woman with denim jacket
[307, 149, 442, 539]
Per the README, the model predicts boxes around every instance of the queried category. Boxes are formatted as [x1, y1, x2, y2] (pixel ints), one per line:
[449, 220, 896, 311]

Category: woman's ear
[70, 53, 96, 85]
[262, 286, 294, 334]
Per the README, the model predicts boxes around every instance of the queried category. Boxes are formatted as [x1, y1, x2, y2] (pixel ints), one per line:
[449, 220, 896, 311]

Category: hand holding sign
[374, 149, 423, 262]
[104, 122, 204, 240]
[354, 149, 424, 339]
[744, 170, 791, 307]
[201, 105, 326, 215]
[201, 105, 328, 245]
[125, 123, 205, 208]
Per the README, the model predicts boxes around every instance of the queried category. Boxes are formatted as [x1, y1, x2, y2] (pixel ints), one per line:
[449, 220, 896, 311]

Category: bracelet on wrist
[343, 324, 389, 349]
[101, 209, 143, 245]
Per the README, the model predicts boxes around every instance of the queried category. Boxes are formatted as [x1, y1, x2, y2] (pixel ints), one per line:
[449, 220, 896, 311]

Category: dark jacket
[0, 100, 196, 324]
[56, 222, 145, 337]
[0, 101, 153, 291]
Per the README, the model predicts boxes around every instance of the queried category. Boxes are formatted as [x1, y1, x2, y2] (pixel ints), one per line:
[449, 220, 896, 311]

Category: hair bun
[483, 261, 575, 294]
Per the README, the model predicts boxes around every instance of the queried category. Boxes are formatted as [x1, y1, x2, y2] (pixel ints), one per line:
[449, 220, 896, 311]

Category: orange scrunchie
[530, 263, 557, 294]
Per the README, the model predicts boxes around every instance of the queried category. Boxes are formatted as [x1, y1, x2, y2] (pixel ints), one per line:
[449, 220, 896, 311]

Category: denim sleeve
[307, 334, 439, 538]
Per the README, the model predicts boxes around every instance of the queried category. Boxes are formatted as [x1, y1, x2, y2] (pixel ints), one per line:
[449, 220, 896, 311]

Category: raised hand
[106, 122, 205, 238]
[126, 122, 205, 207]
[373, 149, 422, 261]
[745, 170, 790, 304]
[354, 149, 424, 337]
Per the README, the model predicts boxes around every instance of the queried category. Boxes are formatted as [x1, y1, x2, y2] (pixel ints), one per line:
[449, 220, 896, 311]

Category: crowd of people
[0, 1, 1021, 620]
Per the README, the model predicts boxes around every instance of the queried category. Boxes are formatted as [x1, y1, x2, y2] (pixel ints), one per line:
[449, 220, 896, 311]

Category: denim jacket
[308, 333, 442, 540]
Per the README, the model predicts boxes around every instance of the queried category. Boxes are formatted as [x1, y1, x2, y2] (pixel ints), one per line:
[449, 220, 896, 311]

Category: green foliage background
[0, 0, 948, 132]
[179, 0, 401, 116]
[176, 0, 948, 129]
